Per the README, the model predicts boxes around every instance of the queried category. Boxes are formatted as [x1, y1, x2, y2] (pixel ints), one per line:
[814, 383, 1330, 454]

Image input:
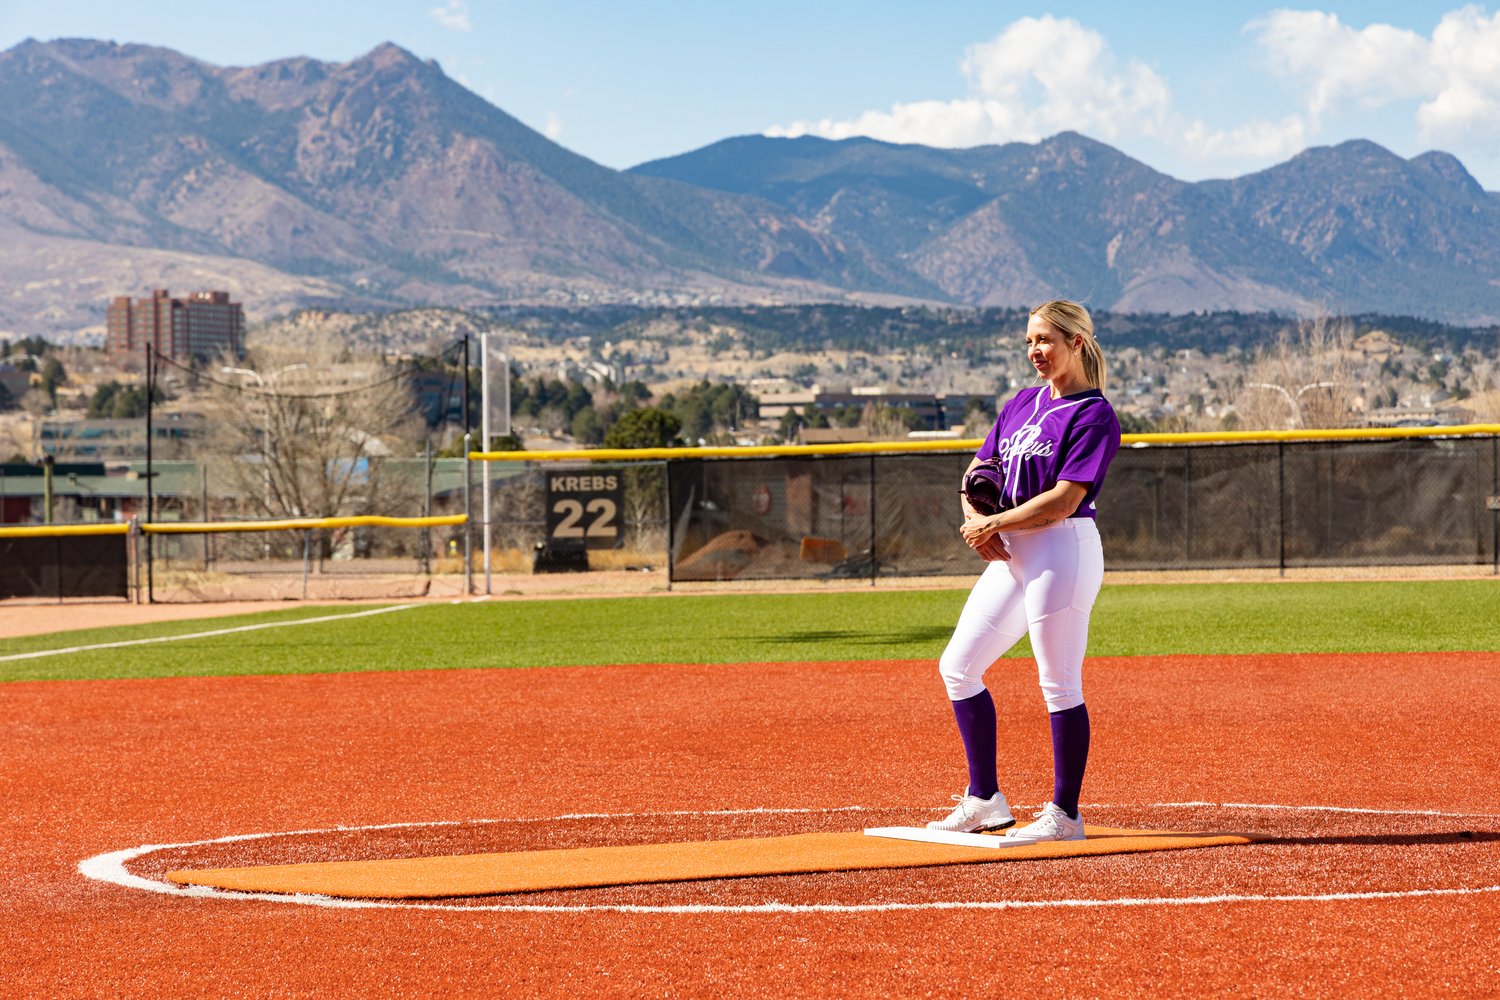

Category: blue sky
[1, 2, 1496, 187]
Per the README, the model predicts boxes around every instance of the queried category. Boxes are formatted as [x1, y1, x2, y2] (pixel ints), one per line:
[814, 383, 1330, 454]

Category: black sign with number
[545, 469, 623, 549]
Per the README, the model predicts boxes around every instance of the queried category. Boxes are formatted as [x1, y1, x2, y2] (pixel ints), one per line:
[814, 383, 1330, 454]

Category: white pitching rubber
[862, 826, 1034, 849]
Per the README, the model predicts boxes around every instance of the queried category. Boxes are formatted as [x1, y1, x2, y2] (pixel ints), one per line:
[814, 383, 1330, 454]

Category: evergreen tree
[39, 357, 65, 402]
[88, 382, 120, 418]
[658, 381, 759, 443]
[603, 407, 681, 449]
[571, 406, 604, 445]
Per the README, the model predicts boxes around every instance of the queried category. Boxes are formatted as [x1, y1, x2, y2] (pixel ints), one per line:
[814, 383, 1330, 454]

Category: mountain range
[1, 38, 1497, 340]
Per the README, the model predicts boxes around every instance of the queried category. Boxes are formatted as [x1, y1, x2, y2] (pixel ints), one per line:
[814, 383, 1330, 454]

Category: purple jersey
[976, 386, 1121, 519]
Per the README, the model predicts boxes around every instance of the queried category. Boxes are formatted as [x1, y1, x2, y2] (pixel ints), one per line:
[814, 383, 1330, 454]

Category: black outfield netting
[667, 455, 971, 581]
[665, 437, 1500, 581]
[0, 535, 129, 599]
[1279, 438, 1497, 566]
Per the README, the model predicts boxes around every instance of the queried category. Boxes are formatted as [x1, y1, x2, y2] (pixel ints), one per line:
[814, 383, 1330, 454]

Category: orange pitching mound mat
[166, 825, 1256, 899]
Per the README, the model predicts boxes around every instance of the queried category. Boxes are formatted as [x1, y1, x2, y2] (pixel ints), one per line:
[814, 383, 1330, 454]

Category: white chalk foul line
[0, 604, 419, 663]
[1092, 801, 1500, 820]
[78, 802, 1500, 915]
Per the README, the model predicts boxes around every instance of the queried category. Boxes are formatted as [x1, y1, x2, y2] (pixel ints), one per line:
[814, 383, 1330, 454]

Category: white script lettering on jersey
[998, 424, 1055, 471]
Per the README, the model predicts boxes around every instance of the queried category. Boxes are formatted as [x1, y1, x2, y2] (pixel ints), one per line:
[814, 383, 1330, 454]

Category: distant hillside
[634, 134, 1500, 324]
[0, 38, 1497, 340]
[474, 304, 1498, 358]
[0, 38, 918, 338]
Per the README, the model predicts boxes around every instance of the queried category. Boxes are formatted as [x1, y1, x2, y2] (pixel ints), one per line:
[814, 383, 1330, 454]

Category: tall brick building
[106, 289, 245, 363]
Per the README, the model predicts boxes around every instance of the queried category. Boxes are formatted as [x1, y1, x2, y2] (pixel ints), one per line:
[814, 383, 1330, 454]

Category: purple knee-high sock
[1049, 703, 1090, 819]
[950, 690, 998, 800]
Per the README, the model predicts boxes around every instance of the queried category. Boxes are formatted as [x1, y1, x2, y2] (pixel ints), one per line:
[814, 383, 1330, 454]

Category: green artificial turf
[1, 579, 1495, 683]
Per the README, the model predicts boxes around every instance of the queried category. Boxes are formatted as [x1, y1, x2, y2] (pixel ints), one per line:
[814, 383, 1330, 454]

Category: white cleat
[1005, 801, 1086, 842]
[926, 789, 1015, 833]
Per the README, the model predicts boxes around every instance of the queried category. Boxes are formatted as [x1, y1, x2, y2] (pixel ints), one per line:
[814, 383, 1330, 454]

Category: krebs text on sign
[545, 471, 623, 549]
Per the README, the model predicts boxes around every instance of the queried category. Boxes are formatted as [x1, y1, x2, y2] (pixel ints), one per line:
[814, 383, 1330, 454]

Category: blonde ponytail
[1078, 334, 1106, 392]
[1031, 299, 1107, 393]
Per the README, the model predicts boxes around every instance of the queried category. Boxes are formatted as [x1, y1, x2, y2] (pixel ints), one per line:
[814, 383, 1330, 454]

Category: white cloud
[765, 8, 1500, 174]
[1249, 10, 1434, 122]
[1419, 6, 1500, 140]
[1251, 6, 1500, 142]
[769, 16, 1174, 148]
[429, 0, 472, 33]
[766, 15, 1300, 164]
[956, 16, 1174, 139]
[1182, 116, 1309, 161]
[543, 112, 563, 141]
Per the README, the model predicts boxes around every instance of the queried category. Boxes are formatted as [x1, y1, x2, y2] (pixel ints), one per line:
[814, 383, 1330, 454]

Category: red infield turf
[3, 652, 1498, 997]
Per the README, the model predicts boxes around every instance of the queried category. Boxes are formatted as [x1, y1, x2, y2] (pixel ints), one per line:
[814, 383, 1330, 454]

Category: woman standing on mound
[929, 299, 1121, 842]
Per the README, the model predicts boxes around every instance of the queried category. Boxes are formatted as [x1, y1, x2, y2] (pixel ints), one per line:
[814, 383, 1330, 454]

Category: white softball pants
[938, 518, 1104, 711]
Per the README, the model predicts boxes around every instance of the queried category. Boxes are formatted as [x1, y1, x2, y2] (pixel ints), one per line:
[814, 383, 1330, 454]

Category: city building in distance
[106, 289, 245, 363]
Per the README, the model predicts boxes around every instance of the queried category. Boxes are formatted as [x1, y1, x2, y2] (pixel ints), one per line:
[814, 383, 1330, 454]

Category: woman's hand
[961, 512, 1001, 548]
[975, 535, 1011, 561]
[962, 515, 1010, 560]
[960, 512, 1008, 560]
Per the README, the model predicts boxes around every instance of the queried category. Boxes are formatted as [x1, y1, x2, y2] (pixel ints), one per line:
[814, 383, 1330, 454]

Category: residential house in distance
[106, 289, 246, 364]
[758, 385, 988, 435]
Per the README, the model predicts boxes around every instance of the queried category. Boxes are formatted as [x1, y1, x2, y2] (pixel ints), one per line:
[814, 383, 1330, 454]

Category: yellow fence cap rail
[0, 522, 131, 539]
[472, 440, 985, 462]
[0, 515, 466, 538]
[1123, 423, 1500, 446]
[473, 424, 1500, 463]
[141, 513, 467, 535]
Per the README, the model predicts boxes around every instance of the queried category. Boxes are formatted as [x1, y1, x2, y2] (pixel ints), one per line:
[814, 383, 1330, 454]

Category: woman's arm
[960, 480, 1088, 546]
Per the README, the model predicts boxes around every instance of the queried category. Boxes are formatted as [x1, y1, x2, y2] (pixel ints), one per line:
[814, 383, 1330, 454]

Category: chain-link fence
[1108, 437, 1499, 569]
[660, 436, 1500, 581]
[7, 434, 1496, 602]
[666, 454, 968, 581]
[0, 339, 467, 601]
[487, 462, 669, 574]
[139, 456, 470, 601]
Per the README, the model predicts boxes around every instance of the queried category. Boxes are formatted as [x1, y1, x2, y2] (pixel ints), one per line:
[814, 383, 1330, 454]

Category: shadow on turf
[1258, 830, 1498, 848]
[751, 626, 955, 646]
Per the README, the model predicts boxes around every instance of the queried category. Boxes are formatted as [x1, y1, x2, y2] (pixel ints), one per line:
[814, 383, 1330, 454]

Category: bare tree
[1235, 314, 1363, 430]
[860, 401, 916, 441]
[201, 333, 424, 522]
[19, 387, 52, 418]
[0, 415, 34, 461]
[536, 406, 568, 438]
[1468, 358, 1500, 423]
